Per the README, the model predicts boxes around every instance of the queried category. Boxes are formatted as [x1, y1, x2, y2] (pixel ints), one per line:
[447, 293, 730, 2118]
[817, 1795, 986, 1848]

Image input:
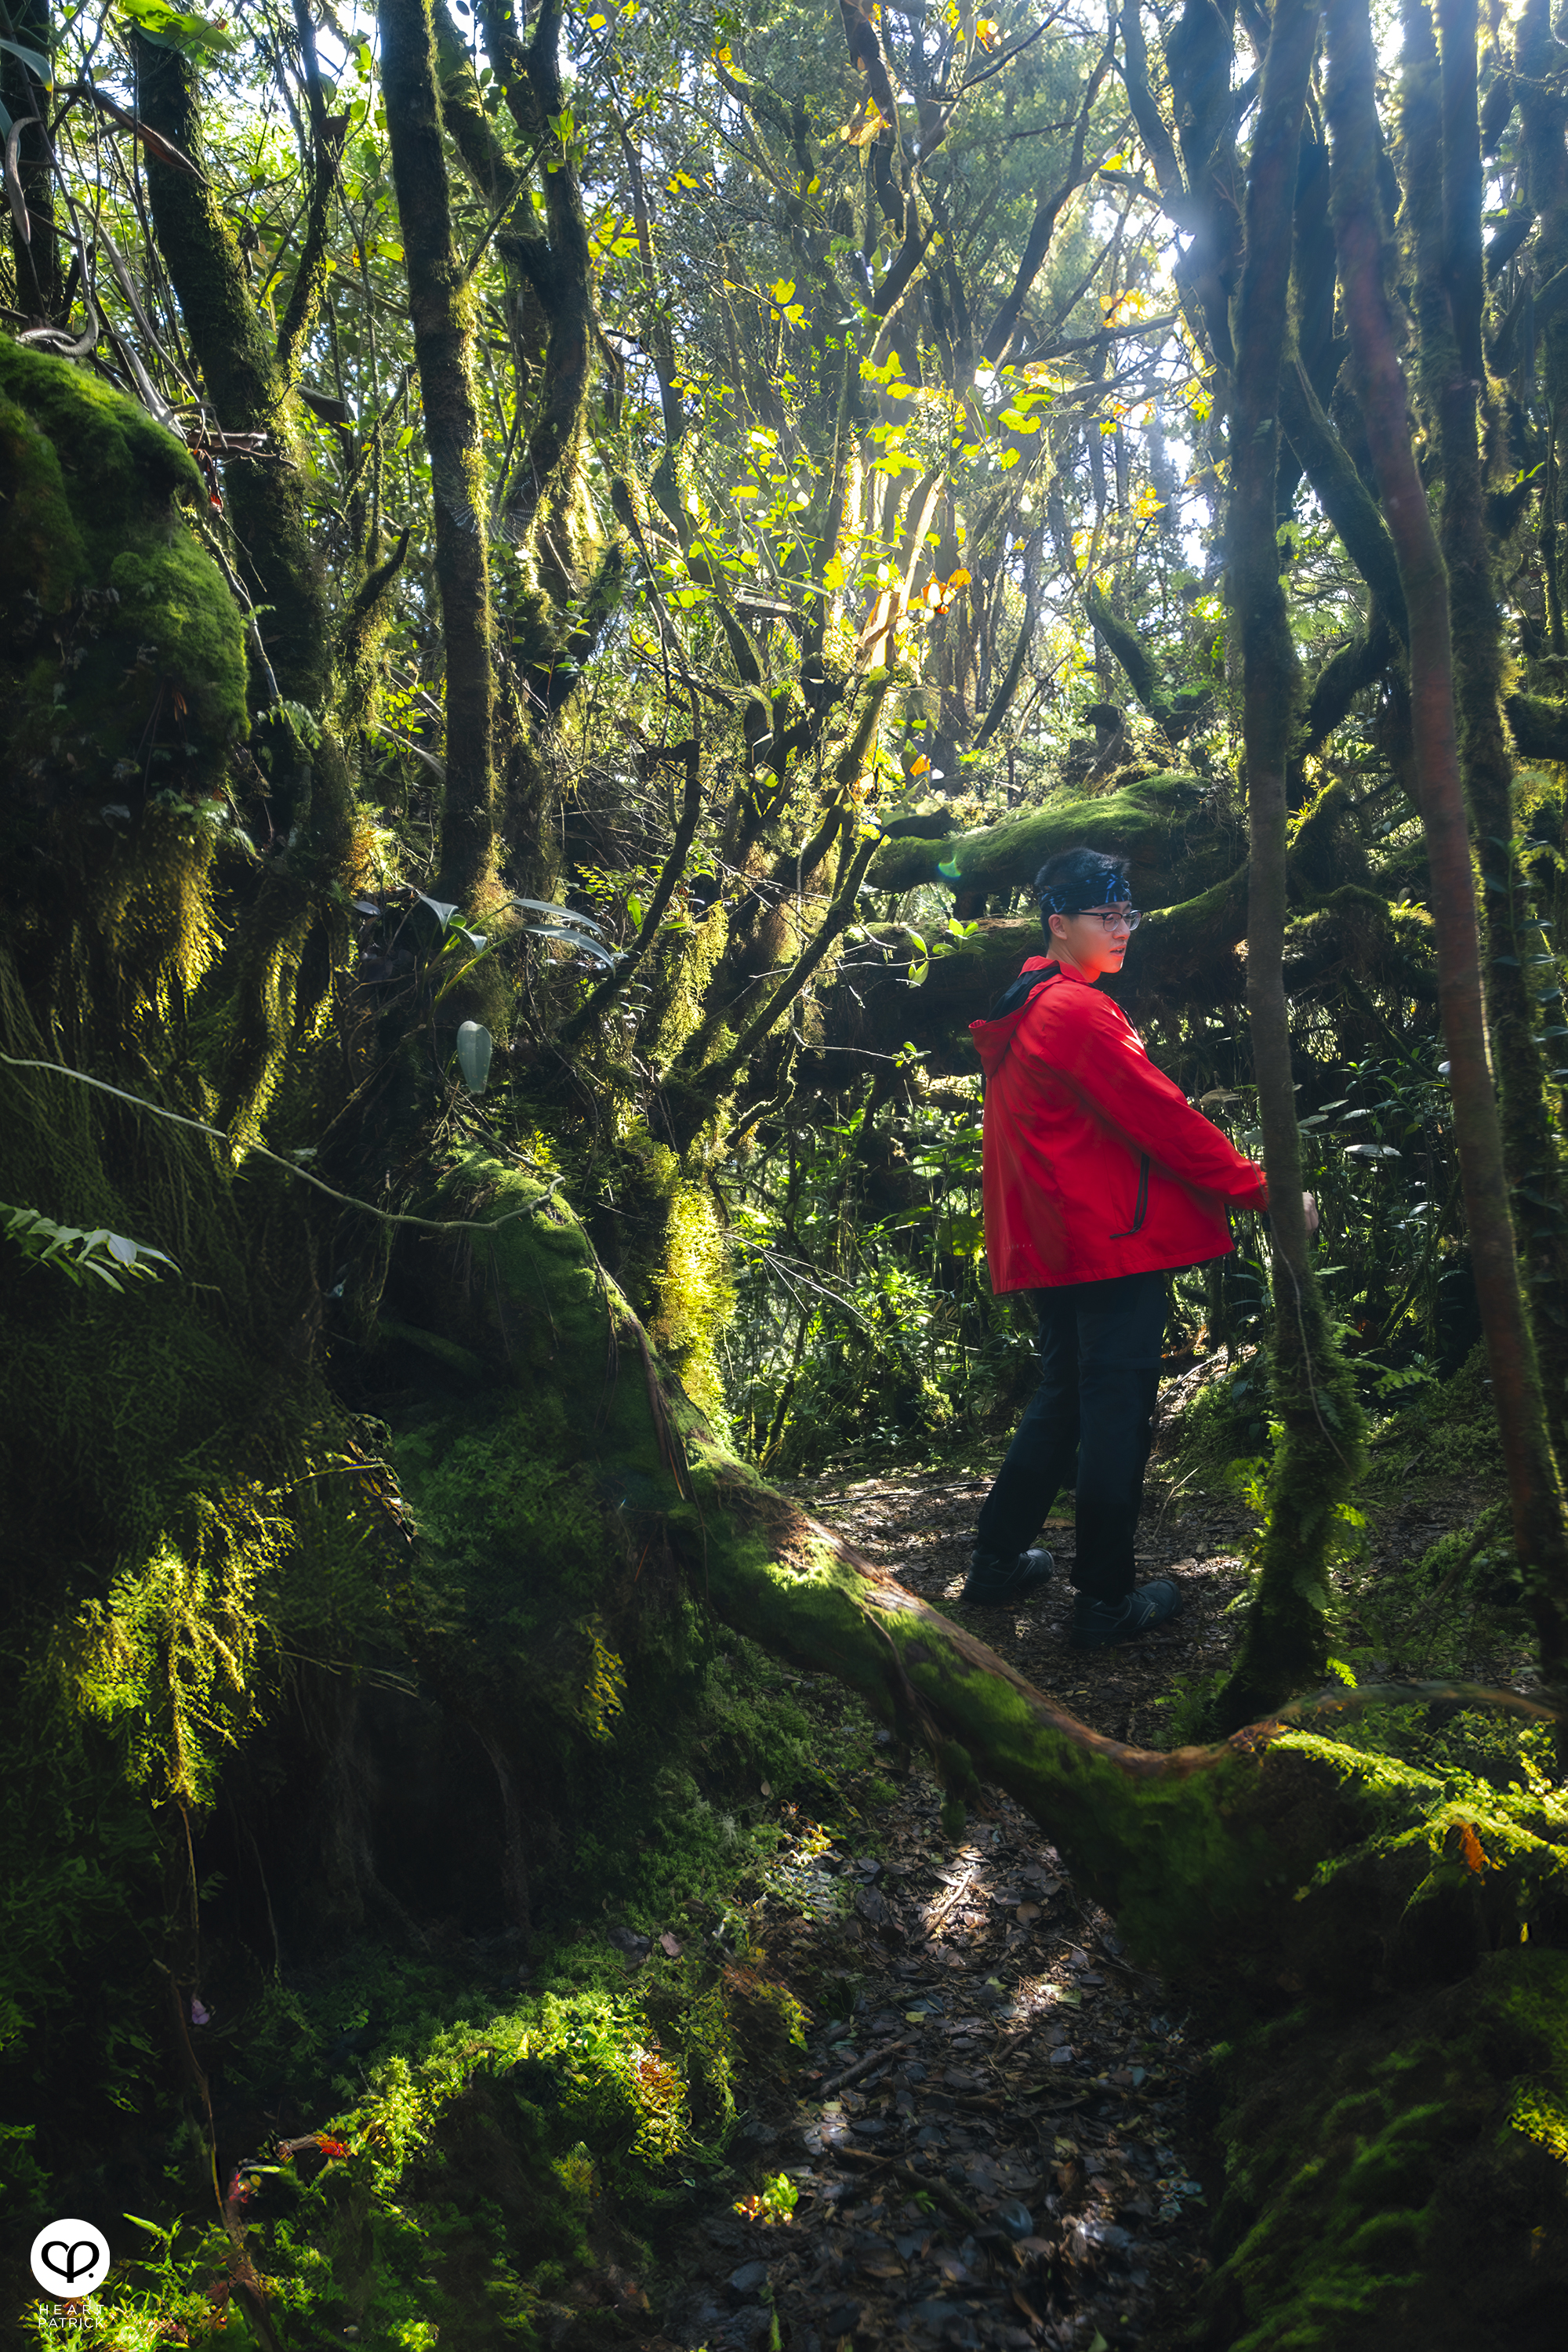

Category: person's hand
[1303, 1191, 1319, 1236]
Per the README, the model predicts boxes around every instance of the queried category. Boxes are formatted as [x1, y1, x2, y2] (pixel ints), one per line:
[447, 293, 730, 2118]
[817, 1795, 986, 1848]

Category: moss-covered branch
[392, 1153, 1565, 2002]
[869, 771, 1216, 898]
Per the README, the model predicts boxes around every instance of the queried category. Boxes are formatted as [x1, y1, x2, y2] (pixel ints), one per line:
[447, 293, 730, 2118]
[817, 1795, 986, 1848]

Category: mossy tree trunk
[1403, 0, 1568, 1473]
[1326, 0, 1568, 1690]
[133, 34, 329, 724]
[1215, 0, 1366, 1732]
[379, 0, 498, 913]
[132, 37, 359, 1142]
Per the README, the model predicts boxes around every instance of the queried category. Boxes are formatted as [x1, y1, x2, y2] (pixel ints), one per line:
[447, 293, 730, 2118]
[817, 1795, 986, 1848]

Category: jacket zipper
[1109, 1154, 1150, 1239]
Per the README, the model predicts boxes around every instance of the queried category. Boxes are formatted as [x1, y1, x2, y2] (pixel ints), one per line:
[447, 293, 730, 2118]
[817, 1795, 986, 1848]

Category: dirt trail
[660, 1470, 1244, 2352]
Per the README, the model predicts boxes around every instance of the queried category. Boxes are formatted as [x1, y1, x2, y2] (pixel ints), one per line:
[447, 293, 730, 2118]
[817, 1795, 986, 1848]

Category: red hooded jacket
[970, 958, 1269, 1292]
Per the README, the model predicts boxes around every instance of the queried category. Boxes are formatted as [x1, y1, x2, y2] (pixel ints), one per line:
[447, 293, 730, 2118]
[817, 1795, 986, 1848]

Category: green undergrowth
[1358, 1343, 1504, 1488]
[27, 1922, 813, 2350]
[9, 1591, 886, 2346]
[1158, 1343, 1503, 1501]
[1192, 1944, 1568, 2350]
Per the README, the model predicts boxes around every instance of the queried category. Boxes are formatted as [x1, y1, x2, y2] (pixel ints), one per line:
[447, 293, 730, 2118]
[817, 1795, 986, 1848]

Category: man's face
[1049, 906, 1134, 982]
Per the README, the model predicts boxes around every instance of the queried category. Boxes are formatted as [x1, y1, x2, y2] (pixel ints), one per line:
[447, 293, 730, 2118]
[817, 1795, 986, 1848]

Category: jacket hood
[970, 957, 1062, 1080]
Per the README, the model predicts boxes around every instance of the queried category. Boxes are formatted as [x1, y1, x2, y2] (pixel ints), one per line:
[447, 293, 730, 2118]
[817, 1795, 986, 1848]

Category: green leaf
[117, 0, 242, 54]
[0, 34, 53, 85]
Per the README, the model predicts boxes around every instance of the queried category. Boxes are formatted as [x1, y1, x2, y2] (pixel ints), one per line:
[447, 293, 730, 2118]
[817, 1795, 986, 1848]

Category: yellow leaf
[769, 278, 797, 303]
[823, 554, 846, 589]
[947, 567, 971, 588]
[909, 753, 931, 775]
[588, 9, 607, 22]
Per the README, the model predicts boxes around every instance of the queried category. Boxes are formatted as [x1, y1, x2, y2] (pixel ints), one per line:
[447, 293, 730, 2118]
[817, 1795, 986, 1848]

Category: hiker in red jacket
[960, 845, 1315, 1646]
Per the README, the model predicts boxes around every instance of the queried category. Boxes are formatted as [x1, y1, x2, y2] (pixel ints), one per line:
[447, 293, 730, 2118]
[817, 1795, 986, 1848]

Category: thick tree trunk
[379, 0, 498, 912]
[1326, 0, 1568, 1689]
[1217, 0, 1366, 1731]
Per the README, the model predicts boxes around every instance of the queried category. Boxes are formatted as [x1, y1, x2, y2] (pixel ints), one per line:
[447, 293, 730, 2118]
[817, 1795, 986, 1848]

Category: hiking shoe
[960, 1546, 1054, 1606]
[1070, 1579, 1183, 1649]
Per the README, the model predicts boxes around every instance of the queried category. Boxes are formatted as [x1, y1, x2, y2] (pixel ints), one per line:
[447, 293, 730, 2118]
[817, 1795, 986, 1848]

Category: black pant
[975, 1270, 1167, 1604]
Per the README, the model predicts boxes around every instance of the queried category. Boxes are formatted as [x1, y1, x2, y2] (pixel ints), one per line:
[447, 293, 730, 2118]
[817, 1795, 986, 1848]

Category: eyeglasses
[1067, 907, 1141, 931]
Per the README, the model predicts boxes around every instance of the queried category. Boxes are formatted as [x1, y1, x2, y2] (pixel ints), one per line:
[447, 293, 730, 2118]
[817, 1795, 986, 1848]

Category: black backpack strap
[985, 964, 1058, 1022]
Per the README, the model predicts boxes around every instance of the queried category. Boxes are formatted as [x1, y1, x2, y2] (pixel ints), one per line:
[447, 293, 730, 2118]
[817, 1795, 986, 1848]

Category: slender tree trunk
[379, 0, 498, 909]
[1406, 0, 1568, 1470]
[1215, 0, 1365, 1732]
[1325, 0, 1568, 1688]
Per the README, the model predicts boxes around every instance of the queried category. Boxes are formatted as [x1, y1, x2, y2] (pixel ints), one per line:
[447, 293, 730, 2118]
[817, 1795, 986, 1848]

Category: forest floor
[645, 1403, 1518, 2352]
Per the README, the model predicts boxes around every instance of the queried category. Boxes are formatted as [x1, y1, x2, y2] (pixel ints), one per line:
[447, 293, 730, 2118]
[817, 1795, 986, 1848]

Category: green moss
[648, 1177, 735, 1424]
[869, 769, 1212, 896]
[1195, 1949, 1568, 2350]
[0, 339, 247, 803]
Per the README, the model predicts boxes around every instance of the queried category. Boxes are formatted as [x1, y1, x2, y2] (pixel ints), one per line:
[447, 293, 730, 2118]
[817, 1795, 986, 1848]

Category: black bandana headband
[1037, 871, 1133, 917]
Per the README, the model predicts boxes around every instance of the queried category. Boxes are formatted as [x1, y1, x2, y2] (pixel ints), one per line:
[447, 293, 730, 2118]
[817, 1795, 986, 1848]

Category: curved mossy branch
[379, 0, 497, 910]
[1083, 583, 1178, 734]
[830, 869, 1433, 1073]
[408, 1151, 1356, 1978]
[433, 0, 528, 212]
[1165, 0, 1243, 368]
[336, 528, 412, 740]
[131, 34, 354, 1137]
[1327, 0, 1568, 1690]
[1299, 608, 1396, 763]
[869, 771, 1215, 898]
[975, 593, 1036, 750]
[132, 34, 328, 719]
[1277, 358, 1410, 644]
[1216, 0, 1364, 1733]
[664, 828, 885, 1150]
[1115, 0, 1186, 209]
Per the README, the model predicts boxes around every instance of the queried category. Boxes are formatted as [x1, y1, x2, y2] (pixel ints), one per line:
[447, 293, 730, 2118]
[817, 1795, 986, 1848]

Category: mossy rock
[0, 337, 247, 808]
[1193, 1947, 1568, 2350]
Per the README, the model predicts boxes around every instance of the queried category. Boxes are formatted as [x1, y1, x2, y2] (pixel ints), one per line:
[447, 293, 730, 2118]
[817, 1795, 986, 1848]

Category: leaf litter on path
[657, 1471, 1221, 2352]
